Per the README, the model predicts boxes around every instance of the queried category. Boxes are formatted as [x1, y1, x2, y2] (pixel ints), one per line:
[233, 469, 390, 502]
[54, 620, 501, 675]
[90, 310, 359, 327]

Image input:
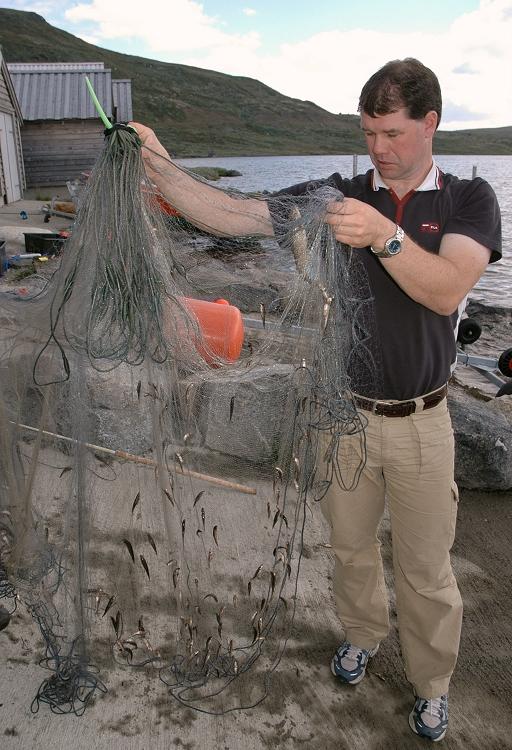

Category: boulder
[449, 387, 512, 490]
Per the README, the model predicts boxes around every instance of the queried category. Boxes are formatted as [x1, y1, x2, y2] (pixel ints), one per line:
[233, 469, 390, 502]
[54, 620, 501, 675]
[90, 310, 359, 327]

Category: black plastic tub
[24, 233, 66, 256]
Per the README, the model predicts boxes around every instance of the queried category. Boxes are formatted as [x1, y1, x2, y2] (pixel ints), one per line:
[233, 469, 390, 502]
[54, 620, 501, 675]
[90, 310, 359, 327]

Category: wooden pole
[11, 422, 257, 495]
[352, 155, 358, 177]
[472, 165, 477, 179]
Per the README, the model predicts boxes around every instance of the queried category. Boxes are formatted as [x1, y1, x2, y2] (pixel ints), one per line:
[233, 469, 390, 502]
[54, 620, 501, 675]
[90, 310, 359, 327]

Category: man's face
[360, 107, 437, 185]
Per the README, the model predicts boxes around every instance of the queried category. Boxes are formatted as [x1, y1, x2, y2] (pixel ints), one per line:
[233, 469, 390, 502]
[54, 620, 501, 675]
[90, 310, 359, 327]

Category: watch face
[387, 239, 401, 254]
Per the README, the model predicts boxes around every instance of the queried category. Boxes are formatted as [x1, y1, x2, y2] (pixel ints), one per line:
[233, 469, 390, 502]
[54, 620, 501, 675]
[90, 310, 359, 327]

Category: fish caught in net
[0, 124, 379, 715]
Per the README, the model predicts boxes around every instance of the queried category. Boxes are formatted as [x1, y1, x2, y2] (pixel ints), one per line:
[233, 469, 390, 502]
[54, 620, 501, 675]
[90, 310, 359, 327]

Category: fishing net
[0, 124, 379, 715]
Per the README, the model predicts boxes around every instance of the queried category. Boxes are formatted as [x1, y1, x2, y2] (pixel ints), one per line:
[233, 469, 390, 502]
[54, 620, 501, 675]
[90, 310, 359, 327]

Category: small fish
[173, 567, 181, 589]
[175, 452, 184, 472]
[257, 617, 263, 636]
[164, 488, 174, 507]
[207, 549, 213, 568]
[193, 491, 205, 508]
[251, 565, 263, 581]
[267, 501, 271, 520]
[273, 466, 283, 486]
[111, 610, 121, 638]
[213, 525, 219, 547]
[228, 639, 234, 655]
[132, 492, 140, 514]
[183, 433, 191, 444]
[138, 617, 145, 636]
[181, 519, 186, 542]
[122, 539, 135, 563]
[136, 380, 141, 401]
[286, 563, 292, 578]
[281, 514, 289, 528]
[322, 300, 332, 332]
[233, 659, 239, 675]
[140, 554, 150, 580]
[102, 595, 116, 617]
[232, 594, 238, 609]
[196, 529, 203, 536]
[250, 609, 259, 625]
[270, 571, 276, 597]
[272, 509, 280, 529]
[203, 593, 218, 603]
[147, 533, 157, 555]
[247, 580, 252, 596]
[229, 395, 235, 422]
[260, 303, 266, 328]
[166, 558, 177, 567]
[59, 466, 72, 478]
[201, 508, 205, 530]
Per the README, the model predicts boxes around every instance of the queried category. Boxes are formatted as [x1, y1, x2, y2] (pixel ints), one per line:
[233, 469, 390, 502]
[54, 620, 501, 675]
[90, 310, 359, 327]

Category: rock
[193, 364, 294, 465]
[448, 386, 512, 490]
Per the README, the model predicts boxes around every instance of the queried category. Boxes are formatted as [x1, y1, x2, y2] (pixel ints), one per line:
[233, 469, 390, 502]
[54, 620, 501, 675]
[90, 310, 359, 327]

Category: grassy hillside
[1, 8, 511, 157]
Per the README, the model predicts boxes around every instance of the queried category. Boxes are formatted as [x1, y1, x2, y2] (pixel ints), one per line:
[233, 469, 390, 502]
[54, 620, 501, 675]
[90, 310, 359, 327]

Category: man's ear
[424, 110, 439, 136]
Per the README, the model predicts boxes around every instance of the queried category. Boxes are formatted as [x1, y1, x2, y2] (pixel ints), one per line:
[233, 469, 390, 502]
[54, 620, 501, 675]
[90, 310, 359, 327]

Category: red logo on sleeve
[420, 222, 440, 232]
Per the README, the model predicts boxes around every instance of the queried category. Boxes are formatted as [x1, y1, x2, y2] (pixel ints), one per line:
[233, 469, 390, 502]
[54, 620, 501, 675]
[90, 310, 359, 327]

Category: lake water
[177, 154, 512, 309]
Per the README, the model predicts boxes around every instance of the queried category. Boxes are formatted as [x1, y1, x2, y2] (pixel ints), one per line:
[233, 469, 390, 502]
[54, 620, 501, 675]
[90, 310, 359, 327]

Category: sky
[2, 0, 512, 130]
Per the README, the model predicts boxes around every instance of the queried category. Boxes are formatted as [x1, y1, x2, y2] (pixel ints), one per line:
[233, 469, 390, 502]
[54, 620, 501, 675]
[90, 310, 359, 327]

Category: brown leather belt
[354, 384, 447, 418]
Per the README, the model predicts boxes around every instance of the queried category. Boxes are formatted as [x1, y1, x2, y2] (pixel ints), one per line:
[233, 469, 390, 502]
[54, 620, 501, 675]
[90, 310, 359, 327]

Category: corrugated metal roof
[8, 68, 114, 121]
[8, 62, 105, 72]
[112, 79, 133, 122]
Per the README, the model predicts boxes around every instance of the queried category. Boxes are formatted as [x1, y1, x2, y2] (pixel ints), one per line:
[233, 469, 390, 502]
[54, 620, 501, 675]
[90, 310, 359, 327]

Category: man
[131, 57, 501, 742]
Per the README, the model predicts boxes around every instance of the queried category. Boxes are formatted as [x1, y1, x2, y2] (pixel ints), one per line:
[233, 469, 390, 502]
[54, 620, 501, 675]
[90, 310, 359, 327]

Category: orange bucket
[183, 297, 244, 364]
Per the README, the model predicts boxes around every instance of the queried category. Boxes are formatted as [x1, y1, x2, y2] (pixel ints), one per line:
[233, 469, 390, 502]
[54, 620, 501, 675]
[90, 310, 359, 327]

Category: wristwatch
[371, 225, 405, 258]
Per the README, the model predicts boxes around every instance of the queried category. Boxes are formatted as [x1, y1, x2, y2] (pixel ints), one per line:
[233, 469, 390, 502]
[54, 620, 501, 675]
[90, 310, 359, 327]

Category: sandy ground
[1, 482, 511, 750]
[1, 197, 511, 749]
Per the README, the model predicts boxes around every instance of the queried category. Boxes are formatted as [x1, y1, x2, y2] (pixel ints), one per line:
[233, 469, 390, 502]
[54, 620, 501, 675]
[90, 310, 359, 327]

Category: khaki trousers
[321, 398, 462, 698]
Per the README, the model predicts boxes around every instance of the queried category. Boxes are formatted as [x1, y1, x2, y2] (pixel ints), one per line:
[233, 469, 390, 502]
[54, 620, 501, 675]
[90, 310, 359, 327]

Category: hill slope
[1, 8, 511, 157]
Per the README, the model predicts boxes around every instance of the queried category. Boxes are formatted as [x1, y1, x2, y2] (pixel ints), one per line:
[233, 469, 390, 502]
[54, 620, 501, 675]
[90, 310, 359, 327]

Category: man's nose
[372, 134, 387, 154]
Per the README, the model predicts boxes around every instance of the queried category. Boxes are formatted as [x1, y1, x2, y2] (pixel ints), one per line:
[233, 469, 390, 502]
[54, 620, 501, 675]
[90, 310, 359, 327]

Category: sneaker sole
[408, 712, 447, 742]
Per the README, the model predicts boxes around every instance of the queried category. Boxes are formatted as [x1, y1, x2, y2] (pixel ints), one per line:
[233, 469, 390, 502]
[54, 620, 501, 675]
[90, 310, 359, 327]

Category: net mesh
[0, 125, 378, 715]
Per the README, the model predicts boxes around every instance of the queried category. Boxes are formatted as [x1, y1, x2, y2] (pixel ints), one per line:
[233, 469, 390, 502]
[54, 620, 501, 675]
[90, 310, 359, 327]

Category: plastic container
[183, 297, 244, 364]
[8, 253, 42, 267]
[0, 241, 6, 277]
[24, 233, 66, 256]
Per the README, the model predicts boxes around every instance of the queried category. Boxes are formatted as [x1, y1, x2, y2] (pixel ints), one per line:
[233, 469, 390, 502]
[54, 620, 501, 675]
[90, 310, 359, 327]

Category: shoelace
[423, 696, 446, 719]
[343, 644, 365, 662]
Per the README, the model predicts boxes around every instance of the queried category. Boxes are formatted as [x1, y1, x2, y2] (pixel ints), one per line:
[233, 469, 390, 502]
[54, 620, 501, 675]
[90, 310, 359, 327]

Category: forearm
[144, 150, 273, 238]
[378, 236, 469, 315]
[326, 198, 491, 316]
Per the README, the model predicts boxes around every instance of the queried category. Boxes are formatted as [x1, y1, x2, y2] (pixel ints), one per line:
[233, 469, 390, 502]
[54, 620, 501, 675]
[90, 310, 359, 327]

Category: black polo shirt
[271, 167, 502, 400]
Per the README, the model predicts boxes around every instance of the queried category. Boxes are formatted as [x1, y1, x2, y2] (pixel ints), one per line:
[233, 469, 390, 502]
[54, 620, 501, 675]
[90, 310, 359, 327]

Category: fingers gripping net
[0, 127, 379, 715]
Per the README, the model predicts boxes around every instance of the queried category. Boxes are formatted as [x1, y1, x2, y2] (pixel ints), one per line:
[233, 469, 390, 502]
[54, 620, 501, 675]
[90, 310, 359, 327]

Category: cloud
[243, 7, 257, 16]
[65, 0, 261, 54]
[59, 0, 512, 129]
[452, 63, 478, 75]
[442, 100, 487, 123]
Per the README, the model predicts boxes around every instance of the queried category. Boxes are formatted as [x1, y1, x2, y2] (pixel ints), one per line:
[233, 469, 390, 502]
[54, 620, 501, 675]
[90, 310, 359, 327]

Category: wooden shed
[7, 62, 133, 188]
[0, 47, 25, 204]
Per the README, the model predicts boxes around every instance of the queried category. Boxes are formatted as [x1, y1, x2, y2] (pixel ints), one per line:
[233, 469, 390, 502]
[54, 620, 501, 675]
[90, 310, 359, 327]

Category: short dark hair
[358, 58, 442, 128]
